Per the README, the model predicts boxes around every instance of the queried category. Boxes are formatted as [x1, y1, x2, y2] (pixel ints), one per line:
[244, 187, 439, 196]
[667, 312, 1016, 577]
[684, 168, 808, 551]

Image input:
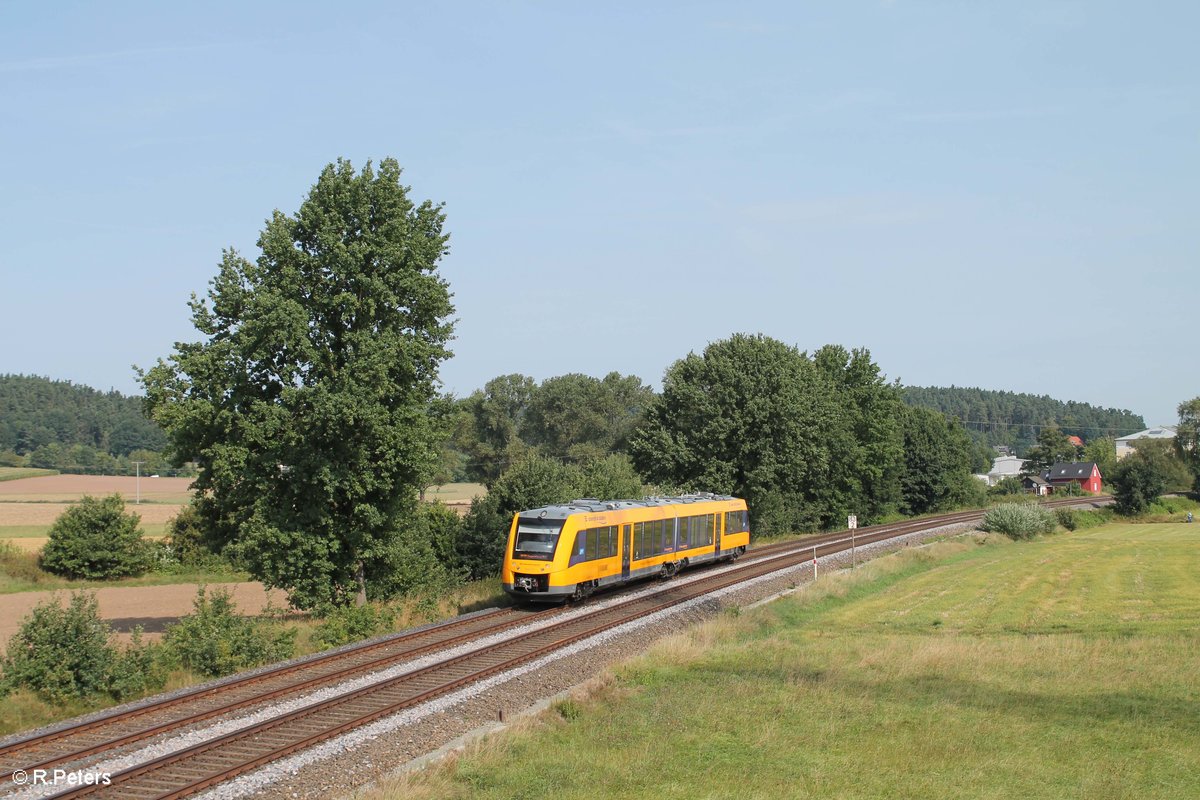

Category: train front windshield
[512, 518, 564, 561]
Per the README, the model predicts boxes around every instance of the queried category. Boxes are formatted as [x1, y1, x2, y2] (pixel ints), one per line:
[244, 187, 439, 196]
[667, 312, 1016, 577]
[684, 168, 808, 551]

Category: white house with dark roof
[1115, 425, 1177, 460]
[984, 455, 1028, 486]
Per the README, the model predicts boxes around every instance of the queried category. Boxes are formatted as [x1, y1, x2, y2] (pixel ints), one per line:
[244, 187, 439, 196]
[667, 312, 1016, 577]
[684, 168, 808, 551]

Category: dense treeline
[0, 375, 170, 473]
[628, 337, 983, 536]
[902, 386, 1145, 456]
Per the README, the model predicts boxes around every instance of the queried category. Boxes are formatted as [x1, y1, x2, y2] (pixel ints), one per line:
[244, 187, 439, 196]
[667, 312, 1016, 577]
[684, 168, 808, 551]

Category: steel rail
[42, 495, 1109, 799]
[0, 606, 543, 776]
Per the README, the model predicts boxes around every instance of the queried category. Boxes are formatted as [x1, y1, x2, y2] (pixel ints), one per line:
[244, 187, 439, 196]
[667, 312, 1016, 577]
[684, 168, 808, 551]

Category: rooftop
[520, 492, 737, 519]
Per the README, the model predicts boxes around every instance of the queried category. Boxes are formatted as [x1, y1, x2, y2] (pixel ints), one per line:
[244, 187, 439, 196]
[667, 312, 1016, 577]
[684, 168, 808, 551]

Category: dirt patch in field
[0, 474, 193, 503]
[0, 582, 291, 651]
[0, 502, 183, 527]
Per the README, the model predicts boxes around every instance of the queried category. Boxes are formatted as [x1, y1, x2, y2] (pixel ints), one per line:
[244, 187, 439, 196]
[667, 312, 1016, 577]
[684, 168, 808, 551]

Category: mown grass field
[372, 523, 1200, 800]
[424, 483, 486, 504]
[0, 467, 59, 482]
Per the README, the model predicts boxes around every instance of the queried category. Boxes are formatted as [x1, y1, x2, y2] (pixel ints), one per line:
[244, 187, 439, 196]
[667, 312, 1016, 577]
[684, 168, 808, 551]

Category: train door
[714, 512, 722, 556]
[621, 525, 631, 580]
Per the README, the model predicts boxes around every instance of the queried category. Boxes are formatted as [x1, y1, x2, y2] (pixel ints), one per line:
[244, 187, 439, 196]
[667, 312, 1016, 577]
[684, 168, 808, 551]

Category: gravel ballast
[181, 522, 977, 800]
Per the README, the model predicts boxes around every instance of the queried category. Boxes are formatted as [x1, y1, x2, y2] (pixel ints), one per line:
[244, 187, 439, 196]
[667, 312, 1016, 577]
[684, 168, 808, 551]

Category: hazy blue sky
[1, 2, 1195, 429]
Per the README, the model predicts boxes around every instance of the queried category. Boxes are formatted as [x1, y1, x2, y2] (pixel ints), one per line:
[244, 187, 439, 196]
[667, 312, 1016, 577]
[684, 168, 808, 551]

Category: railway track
[7, 496, 1108, 799]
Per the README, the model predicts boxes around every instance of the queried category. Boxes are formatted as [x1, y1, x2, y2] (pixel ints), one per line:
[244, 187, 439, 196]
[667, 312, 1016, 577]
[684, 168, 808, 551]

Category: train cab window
[513, 518, 565, 561]
[724, 510, 749, 534]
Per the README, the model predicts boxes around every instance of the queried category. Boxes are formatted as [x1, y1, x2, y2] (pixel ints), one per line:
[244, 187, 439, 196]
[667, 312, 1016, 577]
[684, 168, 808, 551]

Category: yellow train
[501, 493, 750, 603]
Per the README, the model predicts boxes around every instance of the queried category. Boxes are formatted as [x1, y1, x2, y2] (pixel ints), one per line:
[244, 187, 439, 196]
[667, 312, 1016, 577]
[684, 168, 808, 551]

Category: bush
[163, 587, 296, 678]
[106, 629, 171, 700]
[980, 503, 1056, 539]
[312, 603, 396, 650]
[152, 504, 234, 574]
[40, 494, 149, 579]
[0, 592, 166, 702]
[0, 540, 50, 586]
[1070, 508, 1115, 529]
[1054, 508, 1078, 531]
[988, 476, 1024, 496]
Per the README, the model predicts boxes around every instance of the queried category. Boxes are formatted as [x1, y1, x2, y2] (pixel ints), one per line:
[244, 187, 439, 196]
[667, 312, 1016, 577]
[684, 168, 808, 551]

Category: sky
[1, 1, 1195, 428]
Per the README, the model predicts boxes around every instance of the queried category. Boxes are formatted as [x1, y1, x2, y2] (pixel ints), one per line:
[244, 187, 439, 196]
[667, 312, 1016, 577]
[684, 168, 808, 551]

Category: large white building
[982, 455, 1028, 486]
[1115, 425, 1177, 459]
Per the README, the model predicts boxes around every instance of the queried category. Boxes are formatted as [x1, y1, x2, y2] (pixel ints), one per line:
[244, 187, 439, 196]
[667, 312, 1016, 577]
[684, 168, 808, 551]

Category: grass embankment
[0, 577, 509, 736]
[373, 523, 1200, 800]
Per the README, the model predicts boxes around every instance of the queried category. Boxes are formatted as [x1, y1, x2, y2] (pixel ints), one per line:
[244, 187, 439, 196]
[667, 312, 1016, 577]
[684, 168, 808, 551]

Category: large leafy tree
[521, 371, 654, 461]
[456, 374, 537, 485]
[629, 334, 841, 535]
[898, 406, 985, 515]
[1176, 397, 1200, 491]
[811, 345, 905, 521]
[1082, 436, 1117, 484]
[1021, 426, 1082, 475]
[1110, 445, 1172, 515]
[140, 159, 454, 608]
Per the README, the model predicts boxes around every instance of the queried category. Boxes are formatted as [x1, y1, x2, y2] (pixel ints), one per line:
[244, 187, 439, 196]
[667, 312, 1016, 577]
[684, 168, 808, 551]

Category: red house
[1043, 462, 1103, 494]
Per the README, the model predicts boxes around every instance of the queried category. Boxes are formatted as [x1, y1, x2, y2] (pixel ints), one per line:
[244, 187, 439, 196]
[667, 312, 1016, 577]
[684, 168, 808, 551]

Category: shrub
[1071, 508, 1115, 529]
[0, 540, 50, 586]
[163, 587, 296, 678]
[163, 504, 229, 570]
[979, 503, 1056, 539]
[312, 603, 396, 650]
[106, 629, 171, 700]
[988, 476, 1024, 496]
[0, 592, 166, 703]
[1054, 508, 1078, 531]
[40, 494, 149, 579]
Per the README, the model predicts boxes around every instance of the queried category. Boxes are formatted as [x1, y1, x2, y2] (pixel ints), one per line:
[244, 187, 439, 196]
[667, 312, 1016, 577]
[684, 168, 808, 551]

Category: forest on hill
[0, 374, 169, 473]
[902, 386, 1145, 455]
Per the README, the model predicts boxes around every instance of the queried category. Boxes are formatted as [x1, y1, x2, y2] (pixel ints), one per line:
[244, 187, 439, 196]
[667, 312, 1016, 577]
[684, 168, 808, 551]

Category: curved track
[8, 496, 1107, 799]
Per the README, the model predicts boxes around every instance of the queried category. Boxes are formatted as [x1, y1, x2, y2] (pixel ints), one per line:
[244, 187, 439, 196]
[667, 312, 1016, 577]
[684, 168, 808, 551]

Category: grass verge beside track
[372, 524, 1200, 800]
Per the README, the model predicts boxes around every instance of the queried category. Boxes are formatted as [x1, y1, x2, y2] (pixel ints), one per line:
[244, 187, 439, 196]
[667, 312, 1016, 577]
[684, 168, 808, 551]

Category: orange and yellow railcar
[501, 493, 750, 603]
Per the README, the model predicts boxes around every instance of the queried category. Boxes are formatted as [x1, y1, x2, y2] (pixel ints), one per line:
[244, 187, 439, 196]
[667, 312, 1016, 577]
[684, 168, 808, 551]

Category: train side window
[585, 529, 598, 560]
[569, 531, 586, 565]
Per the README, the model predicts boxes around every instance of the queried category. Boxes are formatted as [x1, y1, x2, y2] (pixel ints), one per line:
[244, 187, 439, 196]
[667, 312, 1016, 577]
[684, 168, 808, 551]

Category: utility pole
[132, 461, 145, 504]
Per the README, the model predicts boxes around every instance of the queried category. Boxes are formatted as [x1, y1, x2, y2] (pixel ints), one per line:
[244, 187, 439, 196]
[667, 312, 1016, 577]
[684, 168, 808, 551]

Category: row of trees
[627, 337, 983, 536]
[0, 374, 166, 457]
[449, 372, 653, 485]
[135, 156, 1183, 611]
[8, 444, 192, 477]
[903, 385, 1145, 456]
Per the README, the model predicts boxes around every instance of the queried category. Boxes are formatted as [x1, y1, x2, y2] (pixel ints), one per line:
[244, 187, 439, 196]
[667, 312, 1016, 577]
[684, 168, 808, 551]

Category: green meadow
[372, 523, 1200, 800]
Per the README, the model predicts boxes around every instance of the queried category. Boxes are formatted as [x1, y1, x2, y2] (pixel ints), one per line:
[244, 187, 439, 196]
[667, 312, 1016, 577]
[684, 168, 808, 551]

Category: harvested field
[0, 502, 182, 526]
[0, 581, 290, 651]
[1, 529, 167, 553]
[0, 474, 193, 503]
[424, 482, 486, 504]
